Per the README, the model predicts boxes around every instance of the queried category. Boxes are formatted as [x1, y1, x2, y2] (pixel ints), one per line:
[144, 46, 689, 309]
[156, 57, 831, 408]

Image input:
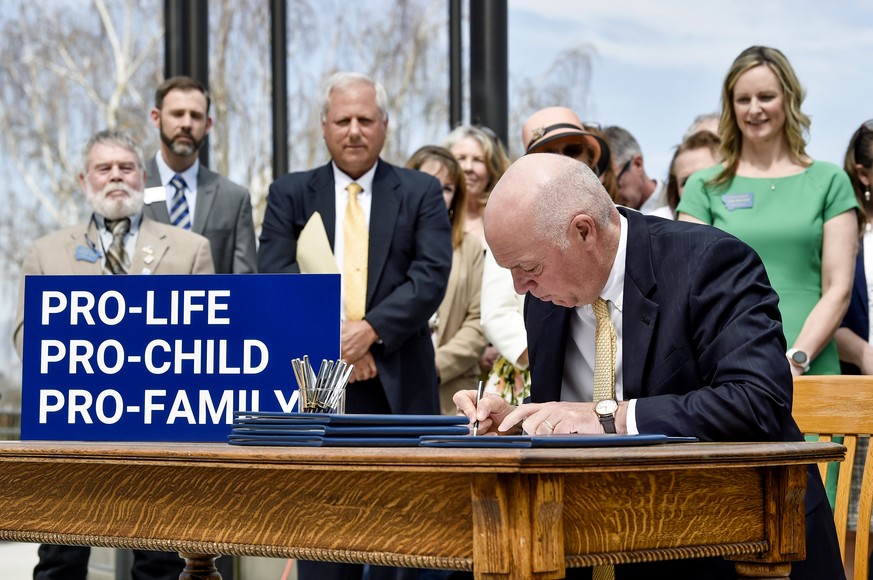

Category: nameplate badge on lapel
[142, 245, 155, 266]
[144, 187, 166, 204]
[721, 193, 754, 211]
[75, 245, 101, 263]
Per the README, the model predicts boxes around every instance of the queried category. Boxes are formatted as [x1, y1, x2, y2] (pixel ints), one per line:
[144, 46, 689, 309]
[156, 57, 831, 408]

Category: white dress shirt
[93, 212, 143, 272]
[560, 214, 639, 433]
[155, 153, 200, 221]
[332, 161, 377, 320]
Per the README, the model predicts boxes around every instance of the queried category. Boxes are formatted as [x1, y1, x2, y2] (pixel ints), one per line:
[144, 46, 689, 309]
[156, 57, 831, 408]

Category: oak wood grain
[0, 441, 845, 579]
[793, 375, 873, 579]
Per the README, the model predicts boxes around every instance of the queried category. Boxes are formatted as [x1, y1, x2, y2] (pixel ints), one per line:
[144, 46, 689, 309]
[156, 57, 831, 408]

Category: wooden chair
[793, 375, 873, 578]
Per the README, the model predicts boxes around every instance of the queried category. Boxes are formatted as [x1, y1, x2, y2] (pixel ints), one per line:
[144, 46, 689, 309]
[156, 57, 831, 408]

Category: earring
[866, 189, 871, 202]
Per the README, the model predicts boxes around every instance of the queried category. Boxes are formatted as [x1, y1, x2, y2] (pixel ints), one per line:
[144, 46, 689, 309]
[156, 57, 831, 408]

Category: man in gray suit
[144, 76, 257, 274]
[15, 129, 214, 580]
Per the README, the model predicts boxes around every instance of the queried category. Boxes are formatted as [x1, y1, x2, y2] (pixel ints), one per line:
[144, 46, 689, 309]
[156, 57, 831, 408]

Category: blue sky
[509, 0, 873, 179]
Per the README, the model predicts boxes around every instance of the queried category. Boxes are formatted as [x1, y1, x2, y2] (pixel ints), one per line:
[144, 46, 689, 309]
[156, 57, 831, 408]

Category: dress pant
[33, 544, 233, 580]
[297, 377, 413, 580]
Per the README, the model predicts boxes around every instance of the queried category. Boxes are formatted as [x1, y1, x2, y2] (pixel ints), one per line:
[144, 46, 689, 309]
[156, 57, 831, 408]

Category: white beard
[86, 182, 144, 220]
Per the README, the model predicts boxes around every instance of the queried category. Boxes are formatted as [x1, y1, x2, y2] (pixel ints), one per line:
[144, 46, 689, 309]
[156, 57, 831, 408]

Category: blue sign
[20, 274, 340, 442]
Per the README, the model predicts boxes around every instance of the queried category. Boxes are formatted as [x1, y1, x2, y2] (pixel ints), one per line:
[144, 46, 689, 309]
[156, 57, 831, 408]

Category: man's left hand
[342, 320, 379, 362]
[499, 401, 629, 435]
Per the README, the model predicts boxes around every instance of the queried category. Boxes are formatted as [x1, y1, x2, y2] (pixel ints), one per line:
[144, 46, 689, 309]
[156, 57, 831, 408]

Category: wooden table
[0, 440, 844, 579]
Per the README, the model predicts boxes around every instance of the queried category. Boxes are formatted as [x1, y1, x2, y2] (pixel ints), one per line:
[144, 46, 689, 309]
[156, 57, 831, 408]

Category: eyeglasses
[540, 142, 589, 162]
[617, 158, 633, 181]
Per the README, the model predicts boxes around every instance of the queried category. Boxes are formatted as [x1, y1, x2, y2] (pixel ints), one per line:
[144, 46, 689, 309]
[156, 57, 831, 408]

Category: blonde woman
[678, 46, 857, 377]
[407, 146, 487, 414]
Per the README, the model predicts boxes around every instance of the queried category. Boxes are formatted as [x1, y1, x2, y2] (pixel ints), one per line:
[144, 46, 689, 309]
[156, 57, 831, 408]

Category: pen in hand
[473, 380, 485, 436]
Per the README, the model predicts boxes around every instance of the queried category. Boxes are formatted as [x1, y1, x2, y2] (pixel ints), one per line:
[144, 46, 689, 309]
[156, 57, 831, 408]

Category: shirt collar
[156, 152, 199, 190]
[332, 161, 378, 195]
[94, 211, 143, 233]
[599, 213, 628, 311]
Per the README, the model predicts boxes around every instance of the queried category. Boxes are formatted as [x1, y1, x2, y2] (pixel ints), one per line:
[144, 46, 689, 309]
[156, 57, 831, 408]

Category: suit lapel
[528, 299, 572, 403]
[145, 157, 161, 188]
[65, 225, 103, 275]
[366, 161, 401, 303]
[618, 209, 659, 399]
[144, 157, 171, 223]
[130, 218, 169, 274]
[310, 163, 337, 248]
[193, 166, 218, 234]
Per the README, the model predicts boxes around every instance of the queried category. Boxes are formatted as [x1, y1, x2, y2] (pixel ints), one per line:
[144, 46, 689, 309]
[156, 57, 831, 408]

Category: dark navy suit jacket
[257, 160, 452, 415]
[524, 208, 844, 579]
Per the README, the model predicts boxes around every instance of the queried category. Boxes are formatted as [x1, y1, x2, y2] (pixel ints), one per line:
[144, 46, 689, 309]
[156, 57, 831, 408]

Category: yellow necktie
[591, 297, 616, 580]
[592, 297, 616, 402]
[343, 182, 368, 321]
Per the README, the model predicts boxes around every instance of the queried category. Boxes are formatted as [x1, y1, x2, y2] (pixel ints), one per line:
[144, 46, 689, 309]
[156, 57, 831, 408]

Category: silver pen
[473, 380, 485, 436]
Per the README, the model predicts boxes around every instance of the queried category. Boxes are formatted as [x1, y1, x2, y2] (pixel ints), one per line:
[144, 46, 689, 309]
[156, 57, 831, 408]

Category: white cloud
[508, 0, 873, 171]
[511, 0, 873, 69]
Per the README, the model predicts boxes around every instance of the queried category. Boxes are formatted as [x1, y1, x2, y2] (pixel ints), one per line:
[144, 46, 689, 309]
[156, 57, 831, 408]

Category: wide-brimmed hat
[522, 107, 610, 175]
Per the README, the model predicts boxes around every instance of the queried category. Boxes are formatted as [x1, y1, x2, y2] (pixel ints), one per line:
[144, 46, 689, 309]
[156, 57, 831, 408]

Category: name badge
[75, 245, 101, 263]
[721, 193, 754, 211]
[144, 186, 167, 204]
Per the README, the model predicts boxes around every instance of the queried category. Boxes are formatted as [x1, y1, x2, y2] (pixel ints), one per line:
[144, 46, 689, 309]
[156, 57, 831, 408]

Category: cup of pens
[291, 356, 354, 414]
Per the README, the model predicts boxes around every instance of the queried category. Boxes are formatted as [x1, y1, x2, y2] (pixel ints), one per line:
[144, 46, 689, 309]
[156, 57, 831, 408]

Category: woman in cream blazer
[407, 146, 488, 414]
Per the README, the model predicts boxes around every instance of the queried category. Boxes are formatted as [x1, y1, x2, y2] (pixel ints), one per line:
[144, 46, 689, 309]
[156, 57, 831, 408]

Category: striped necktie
[169, 174, 191, 230]
[104, 218, 130, 275]
[343, 182, 368, 320]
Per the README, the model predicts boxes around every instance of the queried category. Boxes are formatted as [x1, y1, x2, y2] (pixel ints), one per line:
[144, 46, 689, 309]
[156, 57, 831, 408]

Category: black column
[469, 0, 508, 149]
[449, 0, 463, 130]
[271, 0, 289, 178]
[163, 0, 210, 166]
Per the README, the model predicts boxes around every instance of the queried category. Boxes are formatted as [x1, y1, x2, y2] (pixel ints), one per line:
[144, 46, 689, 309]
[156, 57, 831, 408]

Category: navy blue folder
[231, 424, 470, 437]
[418, 433, 684, 448]
[228, 412, 473, 447]
[228, 435, 422, 447]
[233, 412, 470, 426]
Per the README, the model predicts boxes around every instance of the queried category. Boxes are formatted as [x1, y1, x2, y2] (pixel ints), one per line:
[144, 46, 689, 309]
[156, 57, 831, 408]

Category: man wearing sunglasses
[605, 125, 671, 218]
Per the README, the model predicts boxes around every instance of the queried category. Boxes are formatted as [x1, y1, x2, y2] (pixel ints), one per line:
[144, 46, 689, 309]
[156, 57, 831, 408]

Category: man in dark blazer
[456, 153, 845, 580]
[143, 76, 257, 274]
[258, 72, 452, 580]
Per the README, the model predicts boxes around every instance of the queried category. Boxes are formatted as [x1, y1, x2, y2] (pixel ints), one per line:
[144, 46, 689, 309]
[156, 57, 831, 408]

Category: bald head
[484, 154, 621, 308]
[485, 154, 616, 250]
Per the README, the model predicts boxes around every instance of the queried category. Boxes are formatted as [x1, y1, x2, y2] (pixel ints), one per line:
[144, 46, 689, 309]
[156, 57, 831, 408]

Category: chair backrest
[793, 375, 873, 578]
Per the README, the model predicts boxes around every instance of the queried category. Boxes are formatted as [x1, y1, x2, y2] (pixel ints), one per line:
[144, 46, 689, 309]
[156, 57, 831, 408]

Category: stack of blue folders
[228, 412, 471, 447]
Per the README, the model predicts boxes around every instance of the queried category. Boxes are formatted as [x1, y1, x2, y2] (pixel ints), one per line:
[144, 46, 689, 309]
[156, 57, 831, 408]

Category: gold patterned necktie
[343, 182, 368, 320]
[592, 297, 616, 402]
[104, 218, 130, 275]
[591, 296, 616, 580]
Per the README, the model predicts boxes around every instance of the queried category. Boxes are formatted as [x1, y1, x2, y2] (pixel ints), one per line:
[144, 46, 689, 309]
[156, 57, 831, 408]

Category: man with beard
[13, 129, 214, 579]
[144, 76, 257, 274]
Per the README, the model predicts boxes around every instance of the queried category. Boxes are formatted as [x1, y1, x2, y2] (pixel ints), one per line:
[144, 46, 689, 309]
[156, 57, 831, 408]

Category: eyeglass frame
[616, 157, 633, 182]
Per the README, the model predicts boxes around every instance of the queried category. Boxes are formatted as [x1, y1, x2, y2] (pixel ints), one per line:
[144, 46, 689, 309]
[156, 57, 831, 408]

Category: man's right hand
[453, 389, 517, 435]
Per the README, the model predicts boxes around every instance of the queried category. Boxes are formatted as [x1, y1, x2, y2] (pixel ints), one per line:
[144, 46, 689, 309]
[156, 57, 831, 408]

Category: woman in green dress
[677, 46, 857, 377]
